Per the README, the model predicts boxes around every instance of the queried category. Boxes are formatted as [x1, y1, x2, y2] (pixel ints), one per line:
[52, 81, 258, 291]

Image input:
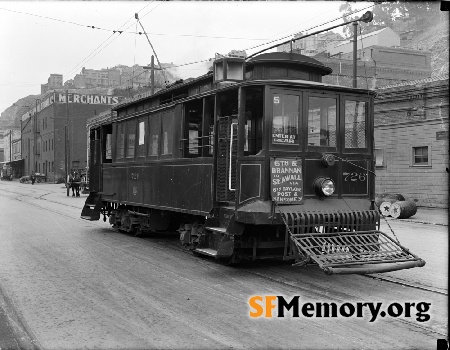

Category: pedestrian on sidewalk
[73, 171, 81, 197]
[31, 172, 36, 185]
[68, 172, 75, 196]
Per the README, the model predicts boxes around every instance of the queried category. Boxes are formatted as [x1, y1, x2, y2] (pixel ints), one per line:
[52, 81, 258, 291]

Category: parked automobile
[19, 173, 47, 184]
[1, 165, 13, 181]
[19, 175, 30, 183]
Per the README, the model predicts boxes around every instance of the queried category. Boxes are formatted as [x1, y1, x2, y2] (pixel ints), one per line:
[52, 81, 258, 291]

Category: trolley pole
[246, 11, 373, 63]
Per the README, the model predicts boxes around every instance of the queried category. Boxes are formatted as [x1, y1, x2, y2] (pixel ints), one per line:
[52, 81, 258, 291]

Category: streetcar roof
[113, 74, 375, 112]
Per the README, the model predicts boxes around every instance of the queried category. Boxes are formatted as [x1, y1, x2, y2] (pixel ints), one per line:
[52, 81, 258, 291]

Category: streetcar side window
[183, 100, 203, 158]
[307, 97, 337, 148]
[161, 110, 174, 156]
[116, 123, 125, 161]
[137, 118, 146, 157]
[126, 120, 136, 159]
[105, 134, 112, 160]
[344, 100, 367, 149]
[103, 124, 113, 163]
[272, 94, 299, 145]
[148, 113, 161, 157]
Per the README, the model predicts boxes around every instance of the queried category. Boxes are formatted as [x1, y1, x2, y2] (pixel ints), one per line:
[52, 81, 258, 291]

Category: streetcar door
[215, 91, 239, 204]
[216, 115, 238, 203]
[89, 127, 101, 192]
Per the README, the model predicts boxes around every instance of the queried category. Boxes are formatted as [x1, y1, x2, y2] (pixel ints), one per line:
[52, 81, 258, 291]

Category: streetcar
[81, 52, 425, 275]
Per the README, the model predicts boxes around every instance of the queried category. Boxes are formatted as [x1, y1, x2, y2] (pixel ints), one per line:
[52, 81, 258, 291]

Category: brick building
[318, 46, 432, 89]
[277, 31, 344, 56]
[374, 75, 449, 208]
[2, 128, 22, 177]
[326, 27, 400, 56]
[21, 90, 124, 182]
[0, 132, 4, 162]
[41, 74, 64, 94]
[73, 64, 177, 90]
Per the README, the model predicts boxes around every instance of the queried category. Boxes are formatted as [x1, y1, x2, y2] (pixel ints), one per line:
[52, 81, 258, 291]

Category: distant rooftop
[377, 73, 449, 90]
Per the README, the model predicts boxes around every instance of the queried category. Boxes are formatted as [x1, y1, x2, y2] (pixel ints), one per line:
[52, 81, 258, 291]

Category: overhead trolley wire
[64, 2, 161, 79]
[0, 5, 266, 40]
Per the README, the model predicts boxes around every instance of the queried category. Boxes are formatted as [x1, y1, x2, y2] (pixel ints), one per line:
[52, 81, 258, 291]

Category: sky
[0, 1, 374, 114]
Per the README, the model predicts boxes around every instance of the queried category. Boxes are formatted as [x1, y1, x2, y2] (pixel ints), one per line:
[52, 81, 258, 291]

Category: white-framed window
[412, 146, 430, 166]
[375, 148, 385, 167]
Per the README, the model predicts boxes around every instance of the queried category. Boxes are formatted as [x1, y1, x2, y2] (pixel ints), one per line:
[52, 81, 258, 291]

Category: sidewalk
[386, 207, 448, 226]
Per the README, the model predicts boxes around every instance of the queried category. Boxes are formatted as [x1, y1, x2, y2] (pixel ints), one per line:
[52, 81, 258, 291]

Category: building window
[375, 148, 385, 167]
[413, 146, 429, 166]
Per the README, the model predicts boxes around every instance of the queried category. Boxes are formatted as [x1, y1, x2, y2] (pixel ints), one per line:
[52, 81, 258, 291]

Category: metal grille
[280, 210, 425, 274]
[293, 230, 417, 266]
[281, 210, 380, 234]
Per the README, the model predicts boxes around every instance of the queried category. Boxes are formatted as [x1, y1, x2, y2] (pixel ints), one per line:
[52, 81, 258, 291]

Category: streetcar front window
[344, 100, 367, 148]
[272, 94, 299, 145]
[308, 97, 337, 147]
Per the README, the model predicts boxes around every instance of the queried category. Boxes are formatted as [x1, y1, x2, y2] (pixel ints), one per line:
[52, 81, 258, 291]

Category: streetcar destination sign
[270, 158, 303, 204]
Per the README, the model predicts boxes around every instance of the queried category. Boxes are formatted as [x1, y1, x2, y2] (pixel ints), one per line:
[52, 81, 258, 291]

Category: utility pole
[9, 129, 12, 165]
[135, 13, 168, 86]
[65, 90, 70, 196]
[352, 22, 358, 88]
[151, 55, 155, 95]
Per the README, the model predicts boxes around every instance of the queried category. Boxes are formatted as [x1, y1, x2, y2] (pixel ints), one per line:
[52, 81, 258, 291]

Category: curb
[385, 217, 448, 227]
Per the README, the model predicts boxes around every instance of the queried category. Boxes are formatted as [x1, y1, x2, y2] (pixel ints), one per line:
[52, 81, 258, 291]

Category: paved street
[0, 180, 448, 349]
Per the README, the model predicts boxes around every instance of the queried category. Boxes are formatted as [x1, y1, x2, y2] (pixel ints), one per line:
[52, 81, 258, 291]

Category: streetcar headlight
[314, 177, 335, 197]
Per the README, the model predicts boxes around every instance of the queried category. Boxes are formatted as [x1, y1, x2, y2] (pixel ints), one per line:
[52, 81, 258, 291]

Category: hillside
[404, 19, 449, 77]
[0, 95, 41, 130]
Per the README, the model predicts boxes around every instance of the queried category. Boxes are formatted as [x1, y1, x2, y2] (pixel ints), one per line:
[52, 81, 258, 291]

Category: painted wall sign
[22, 93, 123, 121]
[436, 131, 449, 140]
[270, 158, 303, 204]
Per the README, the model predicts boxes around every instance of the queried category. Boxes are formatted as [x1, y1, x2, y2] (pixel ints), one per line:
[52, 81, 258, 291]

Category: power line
[243, 4, 373, 53]
[0, 5, 267, 40]
[63, 2, 159, 79]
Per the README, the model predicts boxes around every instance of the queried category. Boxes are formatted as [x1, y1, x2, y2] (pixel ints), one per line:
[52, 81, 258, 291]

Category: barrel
[380, 200, 396, 216]
[375, 193, 405, 208]
[389, 201, 417, 219]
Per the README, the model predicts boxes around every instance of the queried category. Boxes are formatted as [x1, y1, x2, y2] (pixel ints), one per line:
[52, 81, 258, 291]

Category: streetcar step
[205, 227, 227, 234]
[80, 192, 103, 221]
[194, 248, 218, 257]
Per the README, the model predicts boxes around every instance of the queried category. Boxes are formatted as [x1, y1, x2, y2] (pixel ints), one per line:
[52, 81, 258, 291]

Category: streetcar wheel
[219, 253, 241, 266]
[134, 227, 143, 237]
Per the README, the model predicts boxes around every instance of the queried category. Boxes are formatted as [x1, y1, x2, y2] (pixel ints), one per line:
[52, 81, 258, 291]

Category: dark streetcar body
[82, 52, 425, 275]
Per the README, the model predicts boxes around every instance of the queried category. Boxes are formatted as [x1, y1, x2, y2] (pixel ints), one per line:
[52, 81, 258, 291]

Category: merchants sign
[270, 158, 303, 204]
